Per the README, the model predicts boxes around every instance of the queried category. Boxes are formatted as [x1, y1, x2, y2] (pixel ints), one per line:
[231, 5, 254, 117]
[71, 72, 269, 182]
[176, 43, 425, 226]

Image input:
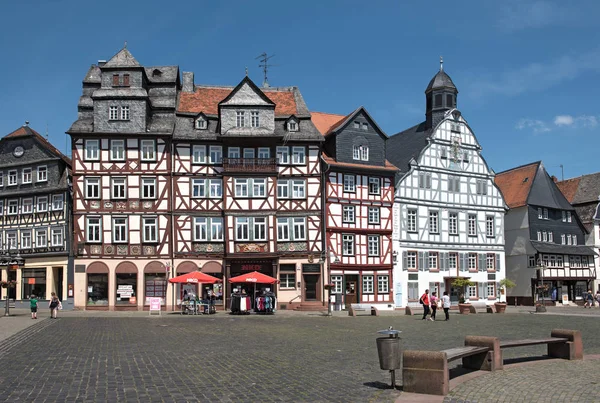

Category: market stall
[169, 271, 221, 315]
[228, 271, 279, 315]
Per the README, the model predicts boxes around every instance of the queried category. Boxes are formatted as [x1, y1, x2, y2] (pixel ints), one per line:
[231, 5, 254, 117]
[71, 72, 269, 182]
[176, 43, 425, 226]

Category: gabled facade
[312, 108, 397, 310]
[496, 162, 596, 305]
[557, 172, 600, 293]
[387, 65, 507, 308]
[0, 124, 72, 307]
[175, 74, 324, 310]
[68, 48, 180, 310]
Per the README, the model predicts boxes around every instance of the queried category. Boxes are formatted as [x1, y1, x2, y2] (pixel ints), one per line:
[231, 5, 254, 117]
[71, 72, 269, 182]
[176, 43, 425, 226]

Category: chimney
[182, 72, 195, 92]
[551, 175, 558, 183]
[98, 60, 107, 67]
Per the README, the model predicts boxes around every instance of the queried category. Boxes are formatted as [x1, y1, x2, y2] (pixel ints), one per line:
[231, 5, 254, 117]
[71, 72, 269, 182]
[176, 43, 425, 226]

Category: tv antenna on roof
[256, 52, 276, 88]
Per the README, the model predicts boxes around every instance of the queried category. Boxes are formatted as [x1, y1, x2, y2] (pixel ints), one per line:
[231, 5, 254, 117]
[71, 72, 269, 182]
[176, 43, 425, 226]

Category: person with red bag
[419, 289, 432, 321]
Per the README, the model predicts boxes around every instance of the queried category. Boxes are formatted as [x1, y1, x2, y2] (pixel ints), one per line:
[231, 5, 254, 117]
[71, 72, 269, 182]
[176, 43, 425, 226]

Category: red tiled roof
[322, 153, 398, 173]
[311, 112, 347, 135]
[5, 126, 72, 166]
[178, 87, 298, 116]
[494, 162, 539, 208]
[556, 177, 581, 203]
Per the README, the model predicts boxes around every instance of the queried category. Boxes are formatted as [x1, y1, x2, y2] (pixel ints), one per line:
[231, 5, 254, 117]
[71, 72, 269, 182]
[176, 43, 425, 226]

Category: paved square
[0, 312, 599, 402]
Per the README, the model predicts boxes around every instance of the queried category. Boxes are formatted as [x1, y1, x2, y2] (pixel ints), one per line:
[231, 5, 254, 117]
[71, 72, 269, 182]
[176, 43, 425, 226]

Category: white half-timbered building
[68, 48, 178, 310]
[387, 63, 507, 308]
[312, 108, 397, 310]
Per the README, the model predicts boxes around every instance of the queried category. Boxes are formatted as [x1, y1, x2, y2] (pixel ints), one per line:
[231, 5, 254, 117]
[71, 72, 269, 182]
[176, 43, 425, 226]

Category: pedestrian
[430, 291, 438, 321]
[49, 292, 61, 319]
[596, 290, 600, 308]
[420, 289, 432, 321]
[583, 290, 593, 308]
[30, 294, 38, 319]
[442, 291, 451, 321]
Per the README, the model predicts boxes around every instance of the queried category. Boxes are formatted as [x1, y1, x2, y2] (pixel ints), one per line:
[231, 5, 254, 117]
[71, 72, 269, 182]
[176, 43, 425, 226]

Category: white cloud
[515, 118, 551, 133]
[498, 1, 578, 32]
[517, 114, 599, 134]
[554, 115, 574, 126]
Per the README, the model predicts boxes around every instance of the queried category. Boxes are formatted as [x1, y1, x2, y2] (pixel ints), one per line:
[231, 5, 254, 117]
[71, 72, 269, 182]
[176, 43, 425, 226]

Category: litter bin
[376, 327, 402, 388]
[333, 293, 343, 311]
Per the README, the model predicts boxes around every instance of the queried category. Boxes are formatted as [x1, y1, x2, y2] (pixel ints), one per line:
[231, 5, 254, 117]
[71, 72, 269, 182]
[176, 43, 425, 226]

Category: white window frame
[429, 211, 439, 234]
[407, 209, 417, 232]
[141, 177, 157, 200]
[22, 198, 33, 214]
[111, 177, 127, 199]
[486, 282, 495, 298]
[209, 179, 222, 198]
[291, 147, 306, 165]
[277, 218, 290, 241]
[573, 235, 577, 245]
[211, 218, 223, 241]
[140, 140, 156, 162]
[428, 252, 438, 270]
[51, 227, 64, 247]
[561, 234, 566, 245]
[543, 208, 548, 220]
[37, 166, 47, 182]
[258, 147, 270, 159]
[253, 217, 267, 241]
[142, 217, 158, 243]
[537, 231, 542, 241]
[112, 217, 128, 243]
[542, 231, 548, 242]
[86, 217, 102, 243]
[276, 146, 290, 165]
[277, 180, 289, 199]
[235, 217, 249, 241]
[110, 139, 125, 161]
[342, 234, 355, 256]
[236, 111, 246, 127]
[235, 179, 249, 197]
[251, 111, 260, 128]
[243, 148, 255, 159]
[377, 275, 389, 293]
[486, 254, 495, 271]
[85, 177, 100, 199]
[291, 180, 305, 198]
[287, 120, 298, 132]
[194, 217, 208, 241]
[21, 231, 32, 249]
[360, 145, 369, 161]
[36, 229, 47, 248]
[253, 179, 266, 198]
[37, 196, 48, 212]
[468, 214, 477, 236]
[331, 275, 343, 294]
[8, 170, 17, 186]
[195, 117, 207, 130]
[468, 253, 477, 271]
[407, 251, 417, 270]
[448, 253, 457, 270]
[467, 285, 477, 298]
[209, 146, 222, 164]
[368, 235, 380, 257]
[449, 212, 458, 235]
[0, 172, 3, 186]
[343, 175, 355, 193]
[353, 145, 360, 160]
[368, 177, 380, 195]
[22, 168, 32, 184]
[7, 200, 18, 215]
[6, 232, 17, 249]
[567, 211, 572, 222]
[85, 140, 100, 161]
[292, 217, 306, 241]
[368, 207, 380, 224]
[192, 145, 207, 164]
[109, 106, 119, 120]
[228, 147, 240, 159]
[362, 275, 374, 294]
[562, 211, 566, 222]
[192, 179, 206, 198]
[486, 216, 495, 237]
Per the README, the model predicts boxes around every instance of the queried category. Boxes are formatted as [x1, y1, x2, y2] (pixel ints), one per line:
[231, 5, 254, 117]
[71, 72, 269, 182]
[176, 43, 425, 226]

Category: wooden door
[345, 280, 357, 305]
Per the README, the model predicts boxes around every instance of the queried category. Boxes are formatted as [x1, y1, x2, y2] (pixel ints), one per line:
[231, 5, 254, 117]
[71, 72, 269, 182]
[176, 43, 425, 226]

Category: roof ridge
[310, 111, 346, 117]
[496, 160, 541, 175]
[558, 171, 600, 183]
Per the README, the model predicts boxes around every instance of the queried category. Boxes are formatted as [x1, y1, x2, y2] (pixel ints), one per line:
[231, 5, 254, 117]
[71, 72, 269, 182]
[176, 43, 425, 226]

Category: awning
[229, 271, 279, 284]
[169, 271, 221, 284]
[530, 241, 596, 256]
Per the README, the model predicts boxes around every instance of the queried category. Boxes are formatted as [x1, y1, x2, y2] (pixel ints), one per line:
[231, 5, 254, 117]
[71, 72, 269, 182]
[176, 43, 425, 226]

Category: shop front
[86, 262, 109, 310]
[144, 261, 168, 310]
[227, 259, 276, 310]
[115, 262, 138, 310]
[174, 260, 224, 310]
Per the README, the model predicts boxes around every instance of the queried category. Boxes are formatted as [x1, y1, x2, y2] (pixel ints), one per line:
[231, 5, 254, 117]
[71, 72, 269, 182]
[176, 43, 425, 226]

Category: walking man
[442, 291, 451, 321]
[420, 289, 431, 321]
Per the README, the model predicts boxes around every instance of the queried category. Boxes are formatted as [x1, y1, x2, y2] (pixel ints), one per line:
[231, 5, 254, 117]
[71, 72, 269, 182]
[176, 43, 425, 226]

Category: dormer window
[354, 121, 360, 129]
[251, 111, 260, 128]
[111, 74, 130, 87]
[362, 123, 368, 131]
[287, 120, 298, 132]
[195, 117, 207, 130]
[353, 145, 369, 161]
[236, 111, 246, 128]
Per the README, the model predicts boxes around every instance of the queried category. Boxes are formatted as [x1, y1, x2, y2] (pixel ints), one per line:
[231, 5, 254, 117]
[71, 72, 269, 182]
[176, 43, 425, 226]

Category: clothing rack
[255, 293, 277, 314]
[230, 293, 251, 315]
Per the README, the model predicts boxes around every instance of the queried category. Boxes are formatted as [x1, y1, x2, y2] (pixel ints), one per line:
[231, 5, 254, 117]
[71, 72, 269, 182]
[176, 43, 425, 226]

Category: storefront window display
[116, 273, 137, 305]
[22, 269, 46, 300]
[145, 273, 167, 305]
[87, 274, 109, 306]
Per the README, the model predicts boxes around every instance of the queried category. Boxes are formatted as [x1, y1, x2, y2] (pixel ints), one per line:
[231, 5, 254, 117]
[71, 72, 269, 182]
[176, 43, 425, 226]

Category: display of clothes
[230, 293, 252, 315]
[255, 294, 277, 314]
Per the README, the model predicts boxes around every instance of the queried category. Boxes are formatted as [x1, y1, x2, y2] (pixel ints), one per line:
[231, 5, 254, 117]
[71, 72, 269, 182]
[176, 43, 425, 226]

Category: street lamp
[320, 249, 340, 316]
[2, 246, 25, 317]
[536, 258, 547, 313]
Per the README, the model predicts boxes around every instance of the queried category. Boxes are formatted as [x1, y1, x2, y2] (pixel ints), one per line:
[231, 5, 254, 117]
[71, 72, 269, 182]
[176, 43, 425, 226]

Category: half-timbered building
[496, 162, 597, 305]
[175, 74, 324, 310]
[312, 108, 397, 310]
[387, 63, 507, 308]
[0, 124, 72, 307]
[68, 48, 179, 310]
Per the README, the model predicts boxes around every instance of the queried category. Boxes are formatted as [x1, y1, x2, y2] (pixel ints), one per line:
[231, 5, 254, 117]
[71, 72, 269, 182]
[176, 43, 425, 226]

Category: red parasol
[169, 271, 221, 284]
[228, 271, 279, 284]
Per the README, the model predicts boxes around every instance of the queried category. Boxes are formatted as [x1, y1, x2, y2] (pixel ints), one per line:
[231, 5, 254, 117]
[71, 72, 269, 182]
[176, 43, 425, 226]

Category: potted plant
[452, 278, 474, 314]
[495, 278, 516, 313]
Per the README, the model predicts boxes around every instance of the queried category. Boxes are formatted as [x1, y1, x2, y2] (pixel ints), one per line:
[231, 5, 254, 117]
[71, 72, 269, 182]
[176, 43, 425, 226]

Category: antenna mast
[256, 52, 276, 88]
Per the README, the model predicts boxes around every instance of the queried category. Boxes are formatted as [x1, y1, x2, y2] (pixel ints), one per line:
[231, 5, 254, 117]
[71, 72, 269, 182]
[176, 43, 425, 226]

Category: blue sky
[1, 0, 598, 179]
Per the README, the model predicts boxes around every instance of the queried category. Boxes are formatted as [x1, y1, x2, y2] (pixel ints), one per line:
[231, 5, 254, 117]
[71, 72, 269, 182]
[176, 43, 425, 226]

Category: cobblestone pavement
[0, 312, 599, 402]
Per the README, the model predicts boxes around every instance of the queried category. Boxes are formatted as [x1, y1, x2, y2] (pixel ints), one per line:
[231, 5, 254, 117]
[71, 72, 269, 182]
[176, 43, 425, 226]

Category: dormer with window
[195, 114, 208, 130]
[286, 116, 299, 132]
[219, 77, 275, 135]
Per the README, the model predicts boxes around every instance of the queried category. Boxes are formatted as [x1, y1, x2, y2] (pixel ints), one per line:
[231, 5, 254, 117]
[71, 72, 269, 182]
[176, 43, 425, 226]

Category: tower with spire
[425, 56, 458, 130]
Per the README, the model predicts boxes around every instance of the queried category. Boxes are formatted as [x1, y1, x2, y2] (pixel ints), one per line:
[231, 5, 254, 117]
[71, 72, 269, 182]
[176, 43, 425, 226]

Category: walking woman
[49, 292, 61, 319]
[430, 291, 438, 321]
[442, 291, 451, 321]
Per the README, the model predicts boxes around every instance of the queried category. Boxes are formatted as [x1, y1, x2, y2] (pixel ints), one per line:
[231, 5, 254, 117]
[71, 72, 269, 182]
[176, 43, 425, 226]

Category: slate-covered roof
[527, 162, 574, 210]
[4, 125, 71, 166]
[83, 65, 101, 84]
[310, 112, 346, 135]
[557, 172, 600, 205]
[144, 66, 179, 83]
[322, 153, 398, 173]
[386, 121, 431, 174]
[103, 48, 141, 68]
[426, 70, 457, 92]
[178, 86, 303, 116]
[530, 241, 596, 256]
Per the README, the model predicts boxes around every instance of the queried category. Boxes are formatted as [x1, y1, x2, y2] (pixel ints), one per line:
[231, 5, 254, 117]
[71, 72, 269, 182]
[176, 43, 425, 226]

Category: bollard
[376, 327, 402, 389]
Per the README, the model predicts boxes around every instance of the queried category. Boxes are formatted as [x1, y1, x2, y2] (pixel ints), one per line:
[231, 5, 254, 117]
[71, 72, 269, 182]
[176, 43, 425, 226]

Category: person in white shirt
[442, 291, 451, 321]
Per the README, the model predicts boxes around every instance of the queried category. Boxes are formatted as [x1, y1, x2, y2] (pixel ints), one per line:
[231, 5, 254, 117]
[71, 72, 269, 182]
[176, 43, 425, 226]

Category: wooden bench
[348, 303, 379, 316]
[402, 329, 583, 396]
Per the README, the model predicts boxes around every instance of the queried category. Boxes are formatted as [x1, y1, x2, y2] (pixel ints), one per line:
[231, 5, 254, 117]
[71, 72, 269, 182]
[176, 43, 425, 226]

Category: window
[37, 166, 47, 182]
[109, 106, 119, 120]
[561, 234, 566, 245]
[209, 179, 222, 198]
[468, 214, 477, 236]
[192, 179, 206, 198]
[85, 178, 100, 199]
[22, 168, 32, 184]
[192, 145, 207, 164]
[0, 201, 3, 214]
[331, 275, 343, 294]
[37, 196, 47, 212]
[120, 106, 130, 120]
[112, 218, 127, 243]
[244, 148, 255, 159]
[140, 140, 156, 161]
[0, 172, 3, 186]
[228, 147, 240, 159]
[36, 229, 47, 248]
[486, 254, 495, 271]
[235, 179, 248, 197]
[236, 111, 246, 127]
[277, 218, 290, 241]
[368, 177, 380, 195]
[362, 275, 374, 294]
[407, 280, 419, 300]
[528, 255, 536, 267]
[191, 179, 222, 199]
[538, 208, 543, 219]
[86, 217, 102, 243]
[211, 218, 223, 241]
[467, 285, 477, 298]
[343, 205, 355, 223]
[567, 211, 572, 222]
[291, 147, 306, 164]
[486, 216, 495, 237]
[277, 181, 289, 199]
[194, 218, 223, 242]
[8, 200, 18, 215]
[209, 146, 222, 164]
[562, 211, 566, 222]
[353, 145, 360, 160]
[195, 117, 207, 129]
[542, 231, 548, 242]
[368, 207, 380, 224]
[22, 269, 47, 300]
[573, 235, 577, 245]
[236, 217, 249, 241]
[22, 198, 33, 214]
[406, 251, 417, 270]
[21, 231, 31, 249]
[142, 217, 158, 243]
[280, 272, 296, 288]
[287, 120, 298, 132]
[354, 121, 360, 129]
[52, 195, 63, 211]
[378, 276, 389, 293]
[111, 178, 126, 199]
[368, 235, 380, 257]
[51, 227, 63, 246]
[194, 218, 208, 241]
[468, 253, 477, 271]
[258, 148, 270, 159]
[448, 175, 460, 193]
[429, 211, 439, 234]
[537, 231, 542, 241]
[448, 253, 457, 270]
[292, 217, 306, 240]
[6, 232, 17, 249]
[449, 212, 458, 235]
[141, 178, 156, 199]
[342, 234, 354, 256]
[428, 252, 438, 270]
[353, 145, 369, 161]
[276, 146, 290, 164]
[476, 179, 488, 195]
[8, 170, 17, 186]
[291, 180, 305, 198]
[254, 218, 267, 241]
[407, 209, 417, 232]
[362, 123, 368, 131]
[343, 175, 355, 192]
[251, 111, 260, 127]
[418, 172, 432, 189]
[543, 208, 548, 219]
[253, 179, 266, 197]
